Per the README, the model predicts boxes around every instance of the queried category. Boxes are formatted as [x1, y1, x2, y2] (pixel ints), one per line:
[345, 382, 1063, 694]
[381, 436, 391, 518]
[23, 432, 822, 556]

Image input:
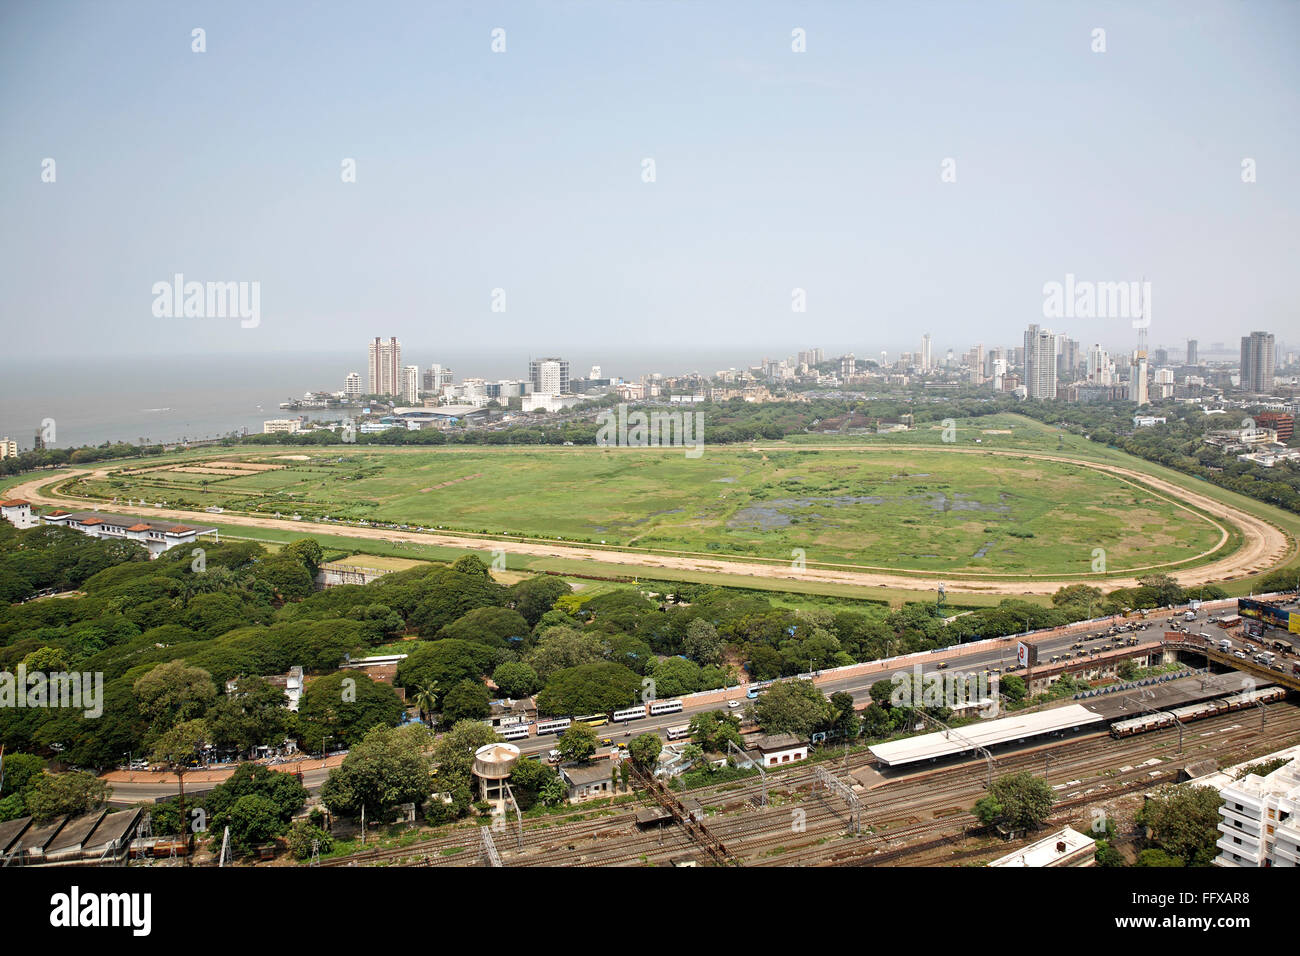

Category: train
[1110, 687, 1289, 738]
[515, 699, 687, 741]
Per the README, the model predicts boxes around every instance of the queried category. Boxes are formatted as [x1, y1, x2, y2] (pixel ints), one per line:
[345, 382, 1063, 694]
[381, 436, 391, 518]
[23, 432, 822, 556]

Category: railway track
[323, 700, 1300, 867]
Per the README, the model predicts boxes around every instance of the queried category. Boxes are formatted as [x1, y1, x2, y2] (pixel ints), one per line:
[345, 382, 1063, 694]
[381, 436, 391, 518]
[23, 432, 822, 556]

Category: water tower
[472, 742, 520, 812]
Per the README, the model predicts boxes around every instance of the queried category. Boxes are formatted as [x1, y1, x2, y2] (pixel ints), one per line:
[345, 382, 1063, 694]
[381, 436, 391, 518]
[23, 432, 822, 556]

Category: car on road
[728, 699, 740, 708]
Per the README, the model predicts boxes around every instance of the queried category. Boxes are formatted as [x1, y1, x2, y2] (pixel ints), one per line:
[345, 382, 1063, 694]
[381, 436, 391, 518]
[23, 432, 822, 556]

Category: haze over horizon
[2, 0, 1297, 360]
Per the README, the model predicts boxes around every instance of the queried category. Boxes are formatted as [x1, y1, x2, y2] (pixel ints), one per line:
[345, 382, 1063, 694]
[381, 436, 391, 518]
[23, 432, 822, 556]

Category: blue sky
[1, 0, 1296, 362]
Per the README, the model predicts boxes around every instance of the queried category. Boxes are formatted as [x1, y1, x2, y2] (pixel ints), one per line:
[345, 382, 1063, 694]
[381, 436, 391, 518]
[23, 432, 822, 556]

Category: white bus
[535, 717, 572, 736]
[649, 699, 684, 716]
[613, 705, 648, 723]
[665, 723, 691, 741]
[498, 725, 530, 741]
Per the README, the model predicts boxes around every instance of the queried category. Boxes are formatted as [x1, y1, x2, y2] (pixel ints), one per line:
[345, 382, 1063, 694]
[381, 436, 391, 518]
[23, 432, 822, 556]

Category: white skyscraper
[920, 334, 932, 372]
[401, 365, 420, 405]
[344, 372, 361, 402]
[529, 357, 570, 394]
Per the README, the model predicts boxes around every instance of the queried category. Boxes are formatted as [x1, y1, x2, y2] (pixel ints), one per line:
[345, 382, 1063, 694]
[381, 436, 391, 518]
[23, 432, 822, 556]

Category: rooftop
[560, 762, 613, 786]
[987, 827, 1096, 867]
[869, 704, 1104, 767]
[51, 511, 216, 535]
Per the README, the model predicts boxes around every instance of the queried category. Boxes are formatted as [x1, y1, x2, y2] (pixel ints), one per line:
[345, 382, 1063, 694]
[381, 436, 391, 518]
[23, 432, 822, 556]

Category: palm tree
[411, 682, 439, 726]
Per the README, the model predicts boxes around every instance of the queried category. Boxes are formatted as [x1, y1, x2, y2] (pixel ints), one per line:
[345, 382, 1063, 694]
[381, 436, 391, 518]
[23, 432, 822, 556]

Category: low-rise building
[40, 510, 217, 558]
[0, 499, 39, 529]
[0, 437, 18, 459]
[522, 393, 586, 414]
[1237, 448, 1300, 468]
[225, 665, 304, 711]
[987, 827, 1097, 867]
[262, 418, 303, 434]
[483, 697, 536, 731]
[560, 762, 615, 803]
[0, 807, 143, 867]
[753, 733, 808, 767]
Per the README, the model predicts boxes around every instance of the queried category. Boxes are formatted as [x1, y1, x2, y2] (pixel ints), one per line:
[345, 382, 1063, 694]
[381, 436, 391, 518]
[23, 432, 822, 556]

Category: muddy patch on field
[726, 495, 885, 530]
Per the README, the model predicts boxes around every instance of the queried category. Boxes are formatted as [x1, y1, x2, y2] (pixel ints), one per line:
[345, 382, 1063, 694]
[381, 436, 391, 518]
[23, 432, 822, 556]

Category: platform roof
[868, 704, 1104, 767]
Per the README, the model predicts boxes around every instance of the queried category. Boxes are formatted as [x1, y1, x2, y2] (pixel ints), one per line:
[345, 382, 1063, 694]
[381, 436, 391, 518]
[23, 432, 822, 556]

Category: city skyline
[3, 1, 1298, 358]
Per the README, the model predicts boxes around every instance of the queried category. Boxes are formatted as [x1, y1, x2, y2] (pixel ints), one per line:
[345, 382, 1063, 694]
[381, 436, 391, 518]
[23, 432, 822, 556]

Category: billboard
[1238, 598, 1300, 634]
[1016, 642, 1037, 667]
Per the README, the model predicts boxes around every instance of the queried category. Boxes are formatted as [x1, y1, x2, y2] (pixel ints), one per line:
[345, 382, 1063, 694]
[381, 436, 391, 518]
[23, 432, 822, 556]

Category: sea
[0, 347, 795, 450]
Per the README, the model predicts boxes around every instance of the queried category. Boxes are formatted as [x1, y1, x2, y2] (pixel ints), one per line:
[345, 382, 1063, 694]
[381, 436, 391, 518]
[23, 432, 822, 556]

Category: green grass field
[69, 418, 1227, 577]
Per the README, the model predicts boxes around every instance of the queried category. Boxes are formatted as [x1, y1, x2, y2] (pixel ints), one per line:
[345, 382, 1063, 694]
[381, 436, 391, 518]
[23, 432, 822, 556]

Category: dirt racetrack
[7, 444, 1292, 597]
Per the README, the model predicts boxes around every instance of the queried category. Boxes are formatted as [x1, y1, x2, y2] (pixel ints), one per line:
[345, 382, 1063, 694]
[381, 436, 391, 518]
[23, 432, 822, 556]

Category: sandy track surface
[8, 446, 1291, 597]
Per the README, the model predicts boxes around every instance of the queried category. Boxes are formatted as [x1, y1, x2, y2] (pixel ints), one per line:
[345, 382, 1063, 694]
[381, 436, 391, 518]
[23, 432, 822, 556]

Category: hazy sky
[1, 0, 1297, 363]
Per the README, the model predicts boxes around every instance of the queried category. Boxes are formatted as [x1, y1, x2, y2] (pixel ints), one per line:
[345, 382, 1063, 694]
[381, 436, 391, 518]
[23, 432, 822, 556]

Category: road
[99, 610, 1236, 802]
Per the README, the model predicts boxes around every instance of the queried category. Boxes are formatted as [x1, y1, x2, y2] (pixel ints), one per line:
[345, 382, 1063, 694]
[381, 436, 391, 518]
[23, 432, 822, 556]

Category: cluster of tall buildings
[342, 328, 1281, 414]
[348, 341, 585, 410]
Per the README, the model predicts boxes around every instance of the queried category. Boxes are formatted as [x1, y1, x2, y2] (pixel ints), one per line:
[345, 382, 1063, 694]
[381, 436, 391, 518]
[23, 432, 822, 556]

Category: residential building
[1255, 411, 1294, 442]
[1057, 338, 1081, 378]
[1241, 331, 1276, 394]
[401, 365, 421, 405]
[0, 437, 18, 459]
[1187, 338, 1199, 366]
[367, 336, 402, 397]
[1127, 352, 1149, 406]
[1215, 756, 1300, 867]
[920, 334, 932, 372]
[263, 418, 302, 434]
[1023, 324, 1057, 399]
[344, 372, 361, 402]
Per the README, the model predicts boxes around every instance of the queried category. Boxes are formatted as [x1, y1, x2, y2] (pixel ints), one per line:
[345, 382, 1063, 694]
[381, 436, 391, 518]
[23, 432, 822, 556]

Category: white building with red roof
[0, 499, 39, 529]
[39, 510, 217, 558]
